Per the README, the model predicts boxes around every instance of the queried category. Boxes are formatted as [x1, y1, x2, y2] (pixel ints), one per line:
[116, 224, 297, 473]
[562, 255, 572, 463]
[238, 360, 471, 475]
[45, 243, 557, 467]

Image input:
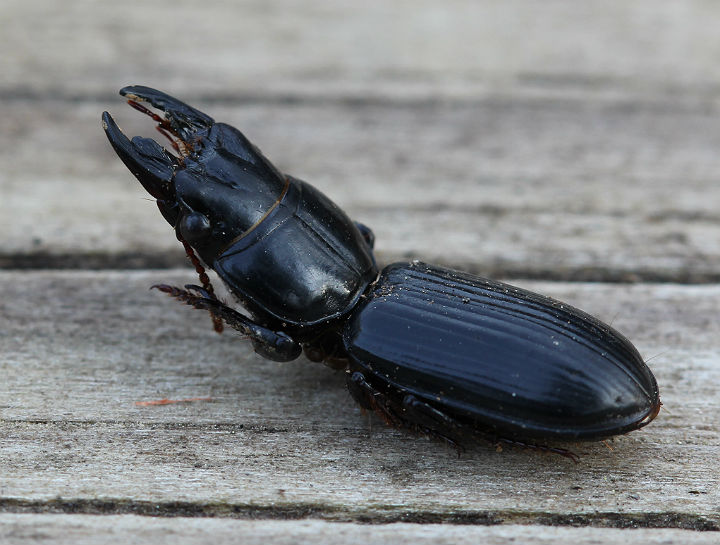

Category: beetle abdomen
[343, 262, 660, 440]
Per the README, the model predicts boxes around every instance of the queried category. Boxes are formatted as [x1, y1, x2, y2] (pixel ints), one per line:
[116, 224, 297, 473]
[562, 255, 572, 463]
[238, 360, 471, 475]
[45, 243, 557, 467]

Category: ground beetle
[103, 86, 661, 460]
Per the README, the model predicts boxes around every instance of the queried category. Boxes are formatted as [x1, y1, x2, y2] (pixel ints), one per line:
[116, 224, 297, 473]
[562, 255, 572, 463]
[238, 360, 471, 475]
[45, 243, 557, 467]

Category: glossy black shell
[344, 261, 660, 440]
[215, 177, 377, 328]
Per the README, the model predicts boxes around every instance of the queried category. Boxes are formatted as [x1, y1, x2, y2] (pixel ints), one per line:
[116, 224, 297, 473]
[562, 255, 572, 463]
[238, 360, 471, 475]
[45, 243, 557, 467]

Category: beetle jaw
[119, 85, 214, 140]
[101, 111, 180, 224]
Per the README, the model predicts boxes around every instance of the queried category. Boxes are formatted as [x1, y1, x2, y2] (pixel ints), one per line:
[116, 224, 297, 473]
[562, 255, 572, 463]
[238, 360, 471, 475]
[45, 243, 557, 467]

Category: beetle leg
[400, 395, 582, 460]
[346, 371, 404, 428]
[400, 394, 466, 452]
[346, 373, 461, 450]
[353, 221, 375, 250]
[348, 375, 579, 460]
[152, 284, 302, 362]
[403, 395, 580, 461]
[183, 284, 216, 300]
[493, 437, 580, 464]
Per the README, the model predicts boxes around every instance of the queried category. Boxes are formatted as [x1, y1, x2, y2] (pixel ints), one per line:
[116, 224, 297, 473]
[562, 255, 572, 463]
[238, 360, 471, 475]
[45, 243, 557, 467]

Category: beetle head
[102, 86, 287, 265]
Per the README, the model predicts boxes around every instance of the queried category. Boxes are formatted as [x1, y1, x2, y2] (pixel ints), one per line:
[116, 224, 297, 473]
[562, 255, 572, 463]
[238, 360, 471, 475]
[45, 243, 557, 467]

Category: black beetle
[102, 86, 660, 460]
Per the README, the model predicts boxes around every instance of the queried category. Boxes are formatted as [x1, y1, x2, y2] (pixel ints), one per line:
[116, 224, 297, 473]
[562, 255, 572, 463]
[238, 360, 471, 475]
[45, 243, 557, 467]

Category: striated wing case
[343, 261, 660, 440]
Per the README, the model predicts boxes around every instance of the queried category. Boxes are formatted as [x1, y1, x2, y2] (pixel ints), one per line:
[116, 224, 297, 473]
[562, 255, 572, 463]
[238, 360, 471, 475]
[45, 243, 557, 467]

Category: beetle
[102, 86, 661, 460]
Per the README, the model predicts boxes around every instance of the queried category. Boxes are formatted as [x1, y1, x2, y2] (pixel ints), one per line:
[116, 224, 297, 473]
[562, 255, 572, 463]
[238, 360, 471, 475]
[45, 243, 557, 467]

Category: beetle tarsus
[494, 436, 581, 464]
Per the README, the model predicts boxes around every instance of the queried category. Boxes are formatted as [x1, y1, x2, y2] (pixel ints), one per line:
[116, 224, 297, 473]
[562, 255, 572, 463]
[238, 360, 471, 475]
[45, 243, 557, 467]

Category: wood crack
[0, 499, 717, 530]
[3, 252, 720, 284]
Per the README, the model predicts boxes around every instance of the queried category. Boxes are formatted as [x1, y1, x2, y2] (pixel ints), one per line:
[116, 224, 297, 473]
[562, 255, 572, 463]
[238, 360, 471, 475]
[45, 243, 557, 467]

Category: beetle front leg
[152, 284, 302, 362]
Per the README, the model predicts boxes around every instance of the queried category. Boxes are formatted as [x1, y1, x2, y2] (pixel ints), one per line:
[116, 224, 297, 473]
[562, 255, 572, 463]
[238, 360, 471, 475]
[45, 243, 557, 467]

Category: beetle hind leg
[346, 371, 464, 451]
[346, 371, 580, 461]
[402, 397, 581, 462]
[493, 437, 580, 464]
[346, 371, 404, 429]
[400, 394, 467, 452]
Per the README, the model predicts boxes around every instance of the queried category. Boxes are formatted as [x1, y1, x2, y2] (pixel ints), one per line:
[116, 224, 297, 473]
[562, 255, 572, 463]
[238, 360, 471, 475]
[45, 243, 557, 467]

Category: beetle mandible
[102, 86, 661, 460]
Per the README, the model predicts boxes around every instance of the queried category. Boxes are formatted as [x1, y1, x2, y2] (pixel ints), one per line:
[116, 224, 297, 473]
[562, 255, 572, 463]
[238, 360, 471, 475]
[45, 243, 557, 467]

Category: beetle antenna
[176, 231, 224, 334]
[643, 350, 668, 363]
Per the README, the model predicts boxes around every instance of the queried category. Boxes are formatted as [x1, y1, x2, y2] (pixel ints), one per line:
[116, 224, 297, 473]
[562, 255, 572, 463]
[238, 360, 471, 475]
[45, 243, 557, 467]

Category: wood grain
[1, 0, 719, 542]
[3, 98, 720, 281]
[1, 271, 718, 530]
[2, 516, 720, 545]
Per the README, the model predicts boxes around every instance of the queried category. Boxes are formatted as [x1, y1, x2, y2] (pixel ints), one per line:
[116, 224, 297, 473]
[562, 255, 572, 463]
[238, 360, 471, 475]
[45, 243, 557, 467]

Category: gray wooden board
[3, 1, 720, 101]
[1, 516, 720, 545]
[0, 271, 718, 530]
[2, 0, 720, 541]
[2, 98, 720, 281]
[2, 1, 720, 281]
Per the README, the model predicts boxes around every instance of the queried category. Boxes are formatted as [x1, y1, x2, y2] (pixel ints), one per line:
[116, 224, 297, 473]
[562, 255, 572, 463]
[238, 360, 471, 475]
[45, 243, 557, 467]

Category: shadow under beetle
[102, 86, 661, 460]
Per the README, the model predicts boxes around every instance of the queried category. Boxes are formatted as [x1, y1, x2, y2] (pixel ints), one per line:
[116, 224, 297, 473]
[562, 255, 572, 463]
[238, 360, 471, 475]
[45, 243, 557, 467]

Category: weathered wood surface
[2, 1, 720, 281]
[1, 272, 719, 528]
[4, 98, 720, 282]
[2, 517, 720, 545]
[1, 0, 720, 542]
[4, 0, 720, 100]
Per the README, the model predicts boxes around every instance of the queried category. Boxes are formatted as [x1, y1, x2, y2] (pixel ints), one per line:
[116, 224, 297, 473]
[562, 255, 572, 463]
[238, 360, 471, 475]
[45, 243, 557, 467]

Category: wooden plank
[2, 99, 720, 280]
[2, 1, 719, 540]
[1, 271, 718, 529]
[1, 515, 719, 545]
[3, 1, 720, 101]
[2, 1, 720, 281]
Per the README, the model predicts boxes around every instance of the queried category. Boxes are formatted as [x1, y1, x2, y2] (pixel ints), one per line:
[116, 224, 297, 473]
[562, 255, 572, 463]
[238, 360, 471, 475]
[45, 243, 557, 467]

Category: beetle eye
[179, 211, 212, 243]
